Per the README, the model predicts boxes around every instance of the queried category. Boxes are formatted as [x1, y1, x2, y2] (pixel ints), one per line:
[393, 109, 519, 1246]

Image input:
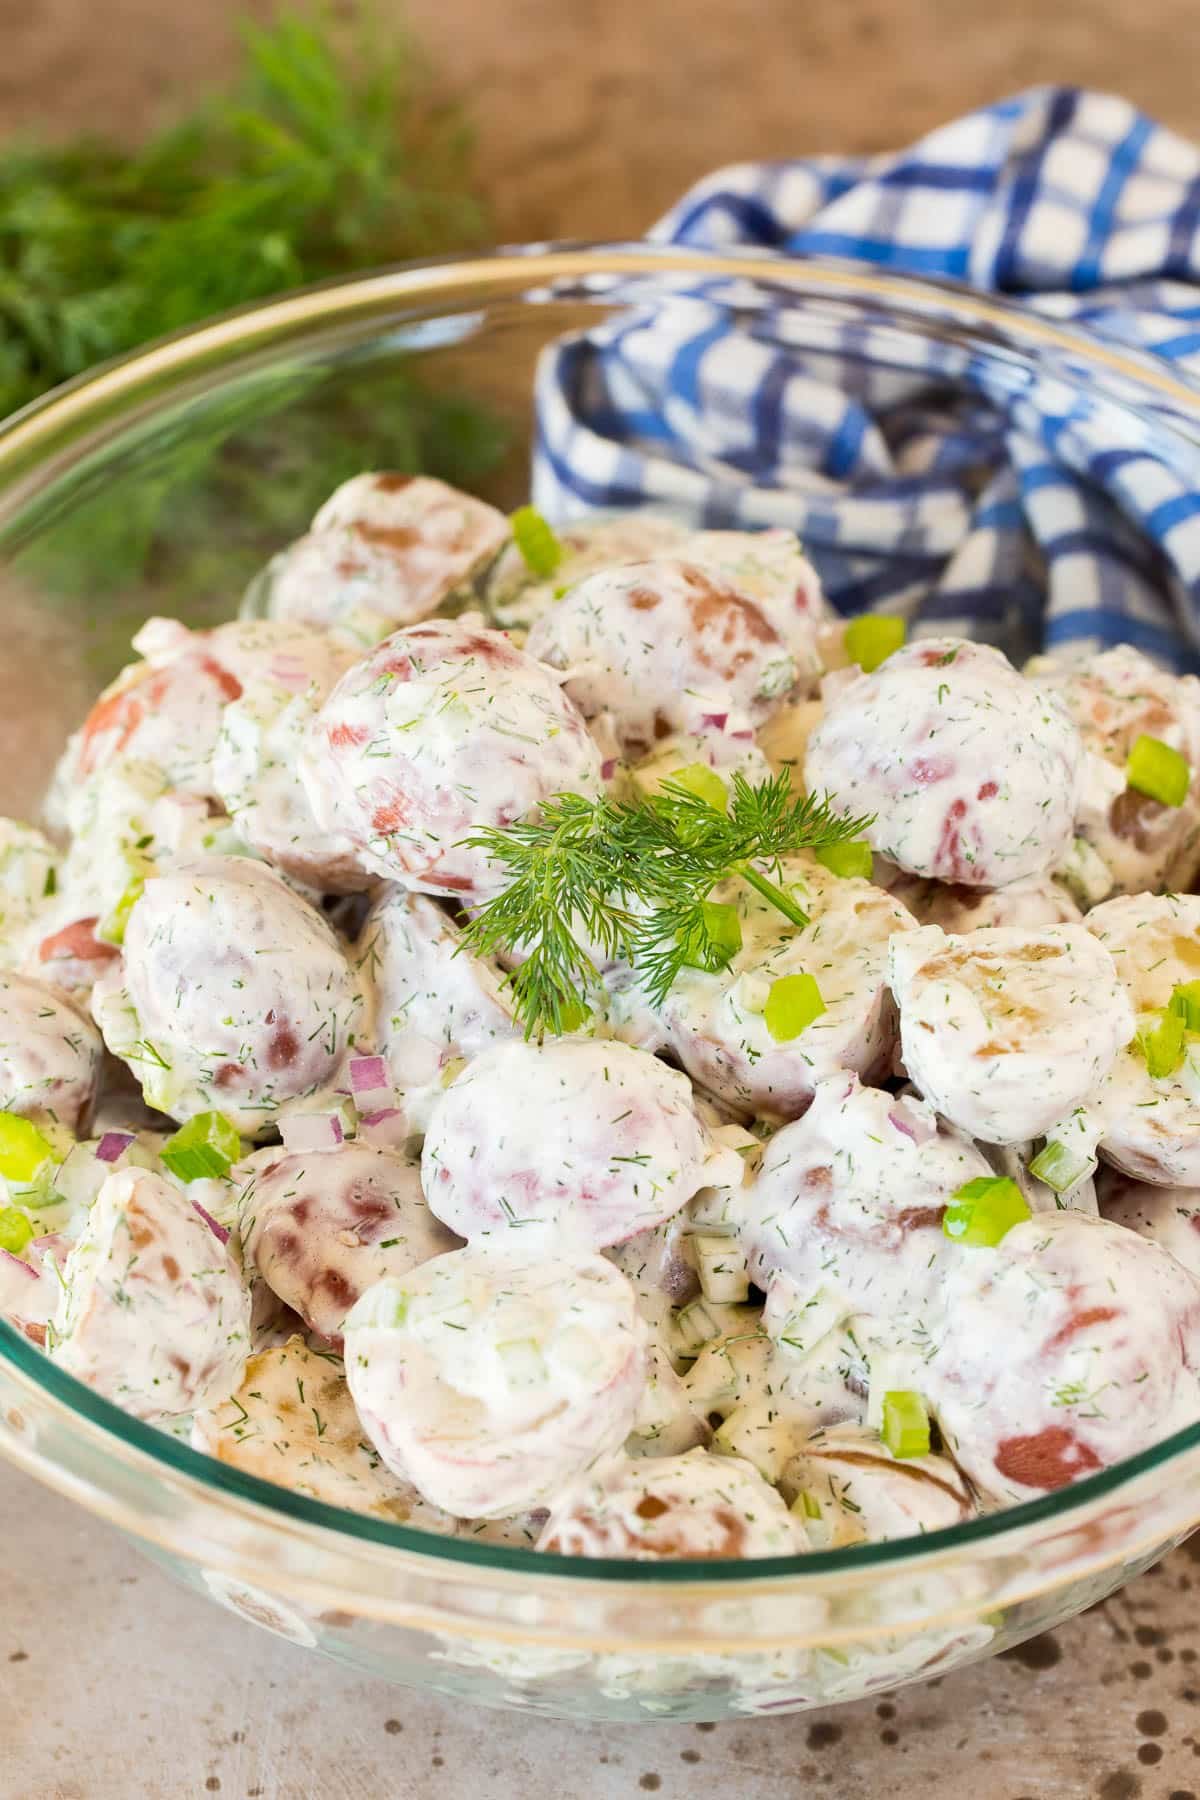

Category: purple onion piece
[0, 1248, 37, 1280]
[95, 1131, 135, 1164]
[191, 1200, 230, 1245]
[349, 1055, 390, 1095]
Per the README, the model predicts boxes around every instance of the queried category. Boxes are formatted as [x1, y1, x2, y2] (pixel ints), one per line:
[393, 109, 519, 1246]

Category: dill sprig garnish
[460, 770, 875, 1039]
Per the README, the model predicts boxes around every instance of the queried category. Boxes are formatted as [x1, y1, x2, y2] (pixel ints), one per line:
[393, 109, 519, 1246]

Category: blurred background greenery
[0, 8, 509, 614]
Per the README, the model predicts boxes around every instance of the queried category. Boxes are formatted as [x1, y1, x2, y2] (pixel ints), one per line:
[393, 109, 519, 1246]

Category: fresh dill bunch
[460, 770, 876, 1039]
[0, 8, 485, 413]
[0, 6, 507, 649]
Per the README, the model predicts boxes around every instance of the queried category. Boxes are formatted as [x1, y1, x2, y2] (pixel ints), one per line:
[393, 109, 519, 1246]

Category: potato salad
[3, 471, 1200, 1567]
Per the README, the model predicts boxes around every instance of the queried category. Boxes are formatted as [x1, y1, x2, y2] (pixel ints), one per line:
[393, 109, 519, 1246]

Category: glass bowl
[1, 245, 1199, 1722]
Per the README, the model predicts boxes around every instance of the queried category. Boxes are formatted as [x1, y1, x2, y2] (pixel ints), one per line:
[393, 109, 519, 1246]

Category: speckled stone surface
[1, 1458, 1198, 1798]
[2, 3, 1200, 1793]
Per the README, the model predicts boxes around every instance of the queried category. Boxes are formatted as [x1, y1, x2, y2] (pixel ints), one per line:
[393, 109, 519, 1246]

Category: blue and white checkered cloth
[534, 88, 1200, 670]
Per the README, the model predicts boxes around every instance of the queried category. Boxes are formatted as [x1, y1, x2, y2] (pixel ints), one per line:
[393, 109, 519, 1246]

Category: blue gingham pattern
[534, 88, 1200, 670]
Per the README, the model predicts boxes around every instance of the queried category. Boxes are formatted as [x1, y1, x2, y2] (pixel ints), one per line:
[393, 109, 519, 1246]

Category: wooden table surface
[2, 4, 1199, 1794]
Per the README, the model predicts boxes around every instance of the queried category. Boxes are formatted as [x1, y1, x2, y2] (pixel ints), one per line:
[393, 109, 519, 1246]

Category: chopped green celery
[763, 972, 825, 1042]
[160, 1111, 242, 1183]
[1029, 1139, 1094, 1194]
[813, 839, 873, 880]
[0, 1207, 33, 1254]
[679, 901, 742, 974]
[97, 873, 146, 947]
[555, 996, 591, 1033]
[0, 1113, 54, 1184]
[944, 1176, 1031, 1247]
[881, 1389, 930, 1459]
[1140, 1008, 1186, 1079]
[1126, 734, 1190, 807]
[509, 506, 563, 579]
[1169, 981, 1200, 1032]
[844, 613, 906, 674]
[667, 763, 728, 813]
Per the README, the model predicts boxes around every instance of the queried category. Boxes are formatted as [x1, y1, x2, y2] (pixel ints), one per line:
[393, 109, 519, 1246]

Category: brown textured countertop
[1, 4, 1199, 1794]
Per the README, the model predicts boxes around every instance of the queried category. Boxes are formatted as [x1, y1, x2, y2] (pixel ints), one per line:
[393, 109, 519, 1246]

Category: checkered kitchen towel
[534, 88, 1200, 670]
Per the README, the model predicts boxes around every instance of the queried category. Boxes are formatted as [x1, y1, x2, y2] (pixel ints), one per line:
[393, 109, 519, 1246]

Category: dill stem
[729, 859, 810, 928]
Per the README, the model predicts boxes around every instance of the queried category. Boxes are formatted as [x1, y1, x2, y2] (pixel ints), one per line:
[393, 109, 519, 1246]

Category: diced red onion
[699, 712, 728, 732]
[191, 1200, 231, 1245]
[600, 758, 618, 781]
[0, 1248, 37, 1281]
[280, 1112, 347, 1154]
[888, 1105, 935, 1146]
[95, 1131, 135, 1164]
[728, 728, 755, 741]
[356, 1107, 409, 1150]
[349, 1055, 390, 1095]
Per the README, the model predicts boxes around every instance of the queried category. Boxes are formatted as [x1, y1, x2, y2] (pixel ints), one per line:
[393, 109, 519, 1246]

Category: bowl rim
[2, 240, 1200, 1586]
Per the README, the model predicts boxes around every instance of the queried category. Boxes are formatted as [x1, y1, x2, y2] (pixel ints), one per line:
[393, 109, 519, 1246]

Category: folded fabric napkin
[534, 88, 1200, 670]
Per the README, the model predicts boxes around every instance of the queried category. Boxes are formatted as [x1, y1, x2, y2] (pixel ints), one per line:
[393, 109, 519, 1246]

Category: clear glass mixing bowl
[1, 246, 1199, 1722]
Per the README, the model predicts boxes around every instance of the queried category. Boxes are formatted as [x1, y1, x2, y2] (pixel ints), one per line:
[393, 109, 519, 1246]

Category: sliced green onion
[555, 996, 591, 1033]
[881, 1390, 930, 1459]
[1029, 1139, 1094, 1194]
[667, 763, 728, 813]
[1140, 1008, 1187, 1079]
[693, 1233, 750, 1305]
[0, 1207, 33, 1255]
[97, 874, 145, 947]
[679, 900, 742, 974]
[0, 1113, 54, 1185]
[944, 1175, 1031, 1247]
[844, 613, 906, 674]
[42, 867, 57, 898]
[813, 839, 873, 880]
[799, 1489, 822, 1521]
[510, 505, 563, 579]
[764, 972, 826, 1042]
[1170, 981, 1200, 1032]
[1126, 734, 1190, 808]
[160, 1111, 242, 1183]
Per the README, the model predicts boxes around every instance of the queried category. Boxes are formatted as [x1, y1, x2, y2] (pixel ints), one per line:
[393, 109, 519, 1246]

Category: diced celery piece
[1140, 1008, 1186, 1079]
[1126, 734, 1190, 808]
[944, 1176, 1031, 1247]
[1029, 1139, 1095, 1194]
[679, 901, 742, 974]
[844, 613, 906, 674]
[0, 1207, 33, 1254]
[881, 1389, 930, 1459]
[160, 1111, 242, 1183]
[764, 972, 825, 1042]
[97, 874, 145, 947]
[1169, 981, 1200, 1033]
[510, 506, 563, 578]
[0, 1112, 54, 1184]
[813, 839, 873, 880]
[667, 763, 728, 813]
